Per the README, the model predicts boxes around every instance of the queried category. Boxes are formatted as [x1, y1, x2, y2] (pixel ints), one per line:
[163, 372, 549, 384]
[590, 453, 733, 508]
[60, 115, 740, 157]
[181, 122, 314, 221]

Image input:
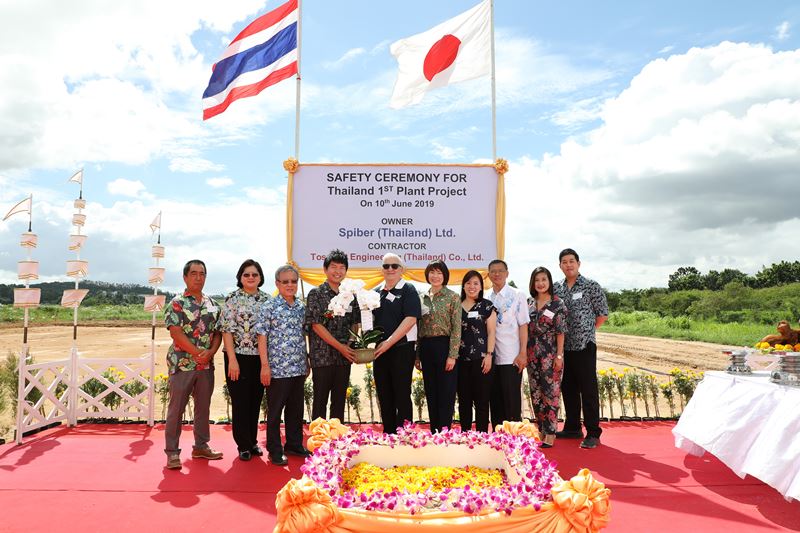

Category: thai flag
[202, 0, 298, 120]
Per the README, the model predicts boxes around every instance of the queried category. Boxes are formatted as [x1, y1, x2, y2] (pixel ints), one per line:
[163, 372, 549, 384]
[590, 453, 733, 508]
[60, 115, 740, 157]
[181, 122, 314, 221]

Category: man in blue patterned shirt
[257, 264, 309, 466]
[553, 249, 608, 450]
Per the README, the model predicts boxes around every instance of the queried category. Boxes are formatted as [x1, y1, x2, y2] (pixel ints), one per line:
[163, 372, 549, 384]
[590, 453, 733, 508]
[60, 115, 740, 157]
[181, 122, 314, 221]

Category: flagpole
[294, 0, 303, 160]
[27, 194, 32, 232]
[490, 0, 497, 161]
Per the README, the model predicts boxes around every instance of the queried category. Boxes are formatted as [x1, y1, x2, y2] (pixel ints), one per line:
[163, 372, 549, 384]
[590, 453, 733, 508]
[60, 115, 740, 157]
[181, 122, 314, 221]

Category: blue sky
[1, 0, 799, 295]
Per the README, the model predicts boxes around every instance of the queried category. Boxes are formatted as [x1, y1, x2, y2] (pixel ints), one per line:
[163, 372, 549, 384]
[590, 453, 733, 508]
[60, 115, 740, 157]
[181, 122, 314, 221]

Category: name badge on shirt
[572, 292, 583, 300]
[543, 309, 555, 319]
[468, 311, 479, 319]
[386, 292, 396, 302]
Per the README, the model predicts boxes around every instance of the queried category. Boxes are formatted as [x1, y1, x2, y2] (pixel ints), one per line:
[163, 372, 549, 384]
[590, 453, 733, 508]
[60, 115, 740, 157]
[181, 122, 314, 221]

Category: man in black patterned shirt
[304, 250, 357, 421]
[553, 248, 608, 449]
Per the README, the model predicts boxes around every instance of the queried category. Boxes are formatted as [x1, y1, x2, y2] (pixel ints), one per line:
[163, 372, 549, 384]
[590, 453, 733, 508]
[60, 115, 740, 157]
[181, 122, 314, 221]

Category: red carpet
[0, 421, 797, 532]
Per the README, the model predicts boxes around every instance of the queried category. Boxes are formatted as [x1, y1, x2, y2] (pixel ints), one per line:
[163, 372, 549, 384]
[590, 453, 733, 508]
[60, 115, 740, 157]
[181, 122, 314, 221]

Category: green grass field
[1, 304, 770, 347]
[0, 304, 153, 323]
[603, 311, 767, 346]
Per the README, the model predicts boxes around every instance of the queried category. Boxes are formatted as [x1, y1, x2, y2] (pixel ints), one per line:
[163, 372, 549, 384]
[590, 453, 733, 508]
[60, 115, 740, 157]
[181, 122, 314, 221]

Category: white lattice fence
[16, 354, 156, 444]
[16, 358, 71, 437]
[72, 357, 154, 422]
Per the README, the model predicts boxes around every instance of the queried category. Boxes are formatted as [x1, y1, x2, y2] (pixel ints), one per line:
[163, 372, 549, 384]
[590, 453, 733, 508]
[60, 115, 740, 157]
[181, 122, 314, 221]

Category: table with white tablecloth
[672, 370, 800, 501]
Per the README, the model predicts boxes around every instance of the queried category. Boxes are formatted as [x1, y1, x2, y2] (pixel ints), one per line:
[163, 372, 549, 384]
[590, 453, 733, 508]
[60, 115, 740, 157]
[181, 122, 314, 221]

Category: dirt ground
[0, 325, 734, 438]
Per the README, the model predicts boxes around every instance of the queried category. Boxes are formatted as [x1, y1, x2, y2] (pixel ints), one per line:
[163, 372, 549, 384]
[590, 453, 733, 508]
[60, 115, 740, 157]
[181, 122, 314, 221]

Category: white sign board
[290, 164, 500, 270]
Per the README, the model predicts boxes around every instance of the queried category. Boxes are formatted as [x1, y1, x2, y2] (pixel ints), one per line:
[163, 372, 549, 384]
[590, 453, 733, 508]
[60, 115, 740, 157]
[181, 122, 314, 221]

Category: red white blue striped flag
[202, 0, 298, 120]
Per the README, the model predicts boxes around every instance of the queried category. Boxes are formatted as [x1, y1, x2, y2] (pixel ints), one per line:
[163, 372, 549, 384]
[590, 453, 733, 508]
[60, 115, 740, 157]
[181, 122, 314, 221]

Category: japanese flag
[389, 0, 491, 109]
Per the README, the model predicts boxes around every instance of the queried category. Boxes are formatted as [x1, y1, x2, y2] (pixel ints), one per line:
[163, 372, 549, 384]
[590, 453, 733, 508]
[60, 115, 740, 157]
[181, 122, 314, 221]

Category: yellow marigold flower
[346, 387, 352, 398]
[341, 463, 505, 495]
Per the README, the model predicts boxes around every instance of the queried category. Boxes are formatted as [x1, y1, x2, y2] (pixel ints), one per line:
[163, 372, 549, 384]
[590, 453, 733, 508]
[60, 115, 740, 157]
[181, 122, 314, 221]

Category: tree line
[0, 281, 175, 306]
[607, 261, 800, 324]
[666, 261, 800, 291]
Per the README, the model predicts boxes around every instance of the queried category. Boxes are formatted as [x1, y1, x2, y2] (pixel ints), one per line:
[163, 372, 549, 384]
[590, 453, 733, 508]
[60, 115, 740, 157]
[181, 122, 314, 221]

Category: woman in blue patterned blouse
[526, 266, 567, 448]
[218, 259, 270, 461]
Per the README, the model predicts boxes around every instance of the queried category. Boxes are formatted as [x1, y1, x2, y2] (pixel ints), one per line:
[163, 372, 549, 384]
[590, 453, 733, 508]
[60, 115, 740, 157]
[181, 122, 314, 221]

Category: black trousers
[311, 364, 351, 422]
[266, 375, 306, 456]
[457, 358, 493, 432]
[489, 363, 522, 428]
[561, 341, 602, 438]
[419, 336, 458, 432]
[373, 342, 415, 434]
[225, 354, 264, 452]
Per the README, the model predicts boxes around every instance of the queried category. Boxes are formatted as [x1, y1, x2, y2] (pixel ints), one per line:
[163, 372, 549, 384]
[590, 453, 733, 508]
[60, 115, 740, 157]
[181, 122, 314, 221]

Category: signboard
[287, 162, 505, 286]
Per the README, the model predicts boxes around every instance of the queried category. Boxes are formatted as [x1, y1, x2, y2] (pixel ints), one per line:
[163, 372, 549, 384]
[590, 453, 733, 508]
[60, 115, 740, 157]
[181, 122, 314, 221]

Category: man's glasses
[278, 279, 299, 285]
[242, 273, 260, 278]
[382, 263, 401, 270]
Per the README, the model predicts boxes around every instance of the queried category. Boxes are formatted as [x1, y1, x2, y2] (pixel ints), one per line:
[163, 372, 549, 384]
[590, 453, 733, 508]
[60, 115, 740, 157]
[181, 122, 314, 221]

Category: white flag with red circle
[389, 0, 491, 109]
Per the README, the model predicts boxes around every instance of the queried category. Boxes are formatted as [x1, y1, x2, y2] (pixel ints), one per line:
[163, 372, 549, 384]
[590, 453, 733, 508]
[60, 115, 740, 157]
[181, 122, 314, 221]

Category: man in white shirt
[486, 259, 529, 427]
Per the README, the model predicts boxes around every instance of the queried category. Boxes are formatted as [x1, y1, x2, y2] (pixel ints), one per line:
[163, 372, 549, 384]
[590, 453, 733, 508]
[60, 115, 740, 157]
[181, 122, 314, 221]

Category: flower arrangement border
[273, 419, 612, 533]
[302, 421, 557, 515]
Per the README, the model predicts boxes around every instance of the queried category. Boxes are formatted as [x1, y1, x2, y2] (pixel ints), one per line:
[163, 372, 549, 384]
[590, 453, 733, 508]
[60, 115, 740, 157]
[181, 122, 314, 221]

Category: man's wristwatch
[556, 354, 563, 360]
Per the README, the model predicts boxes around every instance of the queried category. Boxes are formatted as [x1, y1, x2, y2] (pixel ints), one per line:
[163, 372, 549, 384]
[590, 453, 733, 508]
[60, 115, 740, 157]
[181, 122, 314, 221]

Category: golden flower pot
[354, 348, 377, 364]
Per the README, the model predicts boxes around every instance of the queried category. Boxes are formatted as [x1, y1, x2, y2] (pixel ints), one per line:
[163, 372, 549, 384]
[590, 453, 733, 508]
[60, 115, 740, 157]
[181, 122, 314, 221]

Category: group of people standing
[163, 259, 309, 469]
[415, 250, 607, 450]
[162, 247, 608, 470]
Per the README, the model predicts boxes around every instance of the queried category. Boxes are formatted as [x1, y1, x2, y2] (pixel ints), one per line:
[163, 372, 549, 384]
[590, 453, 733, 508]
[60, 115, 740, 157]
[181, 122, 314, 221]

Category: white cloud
[658, 45, 675, 54]
[548, 96, 606, 129]
[776, 21, 790, 41]
[430, 141, 467, 160]
[0, 0, 280, 174]
[169, 157, 225, 173]
[0, 182, 289, 295]
[323, 47, 366, 70]
[370, 40, 392, 55]
[503, 42, 800, 289]
[206, 177, 234, 188]
[107, 178, 149, 198]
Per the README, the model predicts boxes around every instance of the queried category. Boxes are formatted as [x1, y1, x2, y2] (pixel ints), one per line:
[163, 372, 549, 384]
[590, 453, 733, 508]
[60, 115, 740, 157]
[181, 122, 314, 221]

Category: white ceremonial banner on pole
[290, 164, 499, 270]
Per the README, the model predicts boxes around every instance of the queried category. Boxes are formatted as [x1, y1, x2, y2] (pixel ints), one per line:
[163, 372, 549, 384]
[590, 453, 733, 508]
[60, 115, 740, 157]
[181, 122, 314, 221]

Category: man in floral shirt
[305, 249, 357, 422]
[163, 259, 223, 470]
[553, 249, 608, 450]
[257, 264, 309, 466]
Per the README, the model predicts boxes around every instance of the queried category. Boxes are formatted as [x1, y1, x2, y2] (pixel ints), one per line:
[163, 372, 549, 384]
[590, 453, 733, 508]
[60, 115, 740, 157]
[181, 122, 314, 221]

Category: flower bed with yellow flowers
[341, 463, 506, 496]
[300, 420, 555, 515]
[273, 419, 612, 533]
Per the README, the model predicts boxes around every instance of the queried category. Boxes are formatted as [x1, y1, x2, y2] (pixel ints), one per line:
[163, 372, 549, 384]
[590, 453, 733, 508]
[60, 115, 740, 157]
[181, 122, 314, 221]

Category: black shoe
[270, 453, 288, 466]
[238, 450, 252, 461]
[284, 446, 311, 457]
[580, 437, 600, 449]
[556, 430, 583, 439]
[251, 445, 264, 457]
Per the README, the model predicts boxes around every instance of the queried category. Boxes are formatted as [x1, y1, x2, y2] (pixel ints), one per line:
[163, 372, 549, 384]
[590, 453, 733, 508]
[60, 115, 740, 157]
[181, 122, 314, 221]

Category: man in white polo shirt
[486, 259, 529, 427]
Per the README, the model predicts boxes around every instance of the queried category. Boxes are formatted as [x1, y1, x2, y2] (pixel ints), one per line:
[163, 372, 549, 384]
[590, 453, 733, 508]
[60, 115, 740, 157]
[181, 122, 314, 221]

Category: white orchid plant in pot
[327, 278, 382, 363]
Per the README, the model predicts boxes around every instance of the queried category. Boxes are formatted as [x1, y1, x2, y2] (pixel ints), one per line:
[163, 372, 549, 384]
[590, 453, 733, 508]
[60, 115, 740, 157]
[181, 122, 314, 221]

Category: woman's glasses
[242, 273, 260, 278]
[382, 263, 401, 270]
